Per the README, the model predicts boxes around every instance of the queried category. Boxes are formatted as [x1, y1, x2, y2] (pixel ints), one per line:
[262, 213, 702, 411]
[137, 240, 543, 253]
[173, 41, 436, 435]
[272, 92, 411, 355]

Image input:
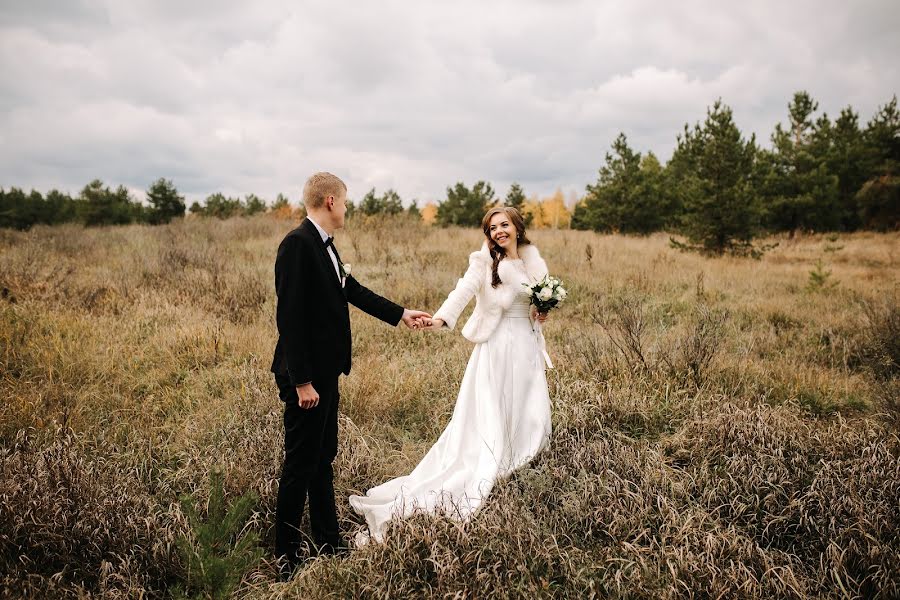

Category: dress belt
[505, 307, 531, 319]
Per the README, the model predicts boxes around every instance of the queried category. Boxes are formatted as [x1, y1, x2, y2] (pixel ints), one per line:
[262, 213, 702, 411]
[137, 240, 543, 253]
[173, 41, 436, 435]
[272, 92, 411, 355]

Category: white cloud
[0, 0, 897, 204]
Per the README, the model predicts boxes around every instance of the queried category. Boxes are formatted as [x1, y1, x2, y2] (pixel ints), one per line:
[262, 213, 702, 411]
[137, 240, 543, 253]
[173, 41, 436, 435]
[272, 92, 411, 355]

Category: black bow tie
[324, 236, 341, 262]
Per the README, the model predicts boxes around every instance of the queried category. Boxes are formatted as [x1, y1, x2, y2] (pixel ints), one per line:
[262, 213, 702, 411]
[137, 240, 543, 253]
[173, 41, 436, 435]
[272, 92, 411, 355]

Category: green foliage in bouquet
[523, 275, 568, 314]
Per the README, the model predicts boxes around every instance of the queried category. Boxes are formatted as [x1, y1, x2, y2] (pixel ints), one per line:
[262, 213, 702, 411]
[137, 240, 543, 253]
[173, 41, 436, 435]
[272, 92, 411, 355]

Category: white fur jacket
[433, 241, 551, 355]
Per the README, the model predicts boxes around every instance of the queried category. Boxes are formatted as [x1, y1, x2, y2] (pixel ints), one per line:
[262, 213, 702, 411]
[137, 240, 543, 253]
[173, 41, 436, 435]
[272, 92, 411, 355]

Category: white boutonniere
[339, 262, 351, 288]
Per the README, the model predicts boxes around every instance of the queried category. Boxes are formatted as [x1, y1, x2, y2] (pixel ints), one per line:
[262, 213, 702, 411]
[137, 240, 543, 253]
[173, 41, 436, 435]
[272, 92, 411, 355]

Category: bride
[349, 206, 553, 546]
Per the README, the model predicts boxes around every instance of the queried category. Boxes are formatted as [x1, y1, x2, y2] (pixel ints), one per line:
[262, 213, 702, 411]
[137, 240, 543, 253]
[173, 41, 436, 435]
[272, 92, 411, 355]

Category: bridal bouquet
[523, 275, 567, 315]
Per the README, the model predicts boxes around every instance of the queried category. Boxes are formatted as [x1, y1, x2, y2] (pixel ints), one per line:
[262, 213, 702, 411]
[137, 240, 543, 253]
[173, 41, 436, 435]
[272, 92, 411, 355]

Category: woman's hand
[531, 306, 548, 324]
[422, 317, 445, 331]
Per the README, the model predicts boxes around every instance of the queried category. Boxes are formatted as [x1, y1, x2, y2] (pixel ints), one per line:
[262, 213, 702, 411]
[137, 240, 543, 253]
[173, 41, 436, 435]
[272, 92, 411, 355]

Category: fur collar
[471, 241, 548, 310]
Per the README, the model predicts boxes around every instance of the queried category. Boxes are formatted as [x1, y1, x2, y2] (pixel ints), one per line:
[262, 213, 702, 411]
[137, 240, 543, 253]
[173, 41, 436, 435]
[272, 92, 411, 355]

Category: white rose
[343, 263, 351, 275]
[557, 287, 567, 300]
[537, 287, 553, 301]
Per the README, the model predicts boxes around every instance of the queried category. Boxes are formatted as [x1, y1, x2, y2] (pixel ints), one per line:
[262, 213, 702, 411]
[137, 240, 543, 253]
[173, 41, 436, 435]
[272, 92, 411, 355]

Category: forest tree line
[426, 91, 898, 254]
[570, 91, 899, 253]
[2, 91, 897, 254]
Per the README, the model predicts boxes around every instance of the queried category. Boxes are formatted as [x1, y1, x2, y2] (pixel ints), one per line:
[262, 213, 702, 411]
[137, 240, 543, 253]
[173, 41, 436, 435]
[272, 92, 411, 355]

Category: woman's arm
[430, 251, 485, 330]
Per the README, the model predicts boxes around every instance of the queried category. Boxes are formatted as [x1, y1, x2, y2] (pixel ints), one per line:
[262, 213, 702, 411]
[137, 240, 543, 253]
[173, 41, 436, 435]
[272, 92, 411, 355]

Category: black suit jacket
[270, 218, 405, 388]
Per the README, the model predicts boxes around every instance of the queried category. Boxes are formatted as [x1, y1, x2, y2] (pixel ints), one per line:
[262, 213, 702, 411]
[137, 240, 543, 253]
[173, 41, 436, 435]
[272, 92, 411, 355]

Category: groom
[270, 172, 430, 572]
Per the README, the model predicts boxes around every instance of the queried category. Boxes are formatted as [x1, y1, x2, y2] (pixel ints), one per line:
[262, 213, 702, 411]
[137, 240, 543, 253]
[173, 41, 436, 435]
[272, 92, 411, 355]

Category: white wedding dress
[349, 261, 551, 545]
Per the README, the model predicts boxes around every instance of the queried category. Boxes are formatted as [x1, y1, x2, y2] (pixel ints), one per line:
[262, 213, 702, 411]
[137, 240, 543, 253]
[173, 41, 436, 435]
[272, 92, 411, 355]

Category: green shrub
[175, 470, 263, 599]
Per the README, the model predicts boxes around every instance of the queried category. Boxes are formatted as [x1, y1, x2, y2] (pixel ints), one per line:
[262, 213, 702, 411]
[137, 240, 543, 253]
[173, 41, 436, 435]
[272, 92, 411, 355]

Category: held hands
[404, 309, 548, 333]
[401, 309, 433, 330]
[420, 317, 444, 330]
[405, 313, 444, 330]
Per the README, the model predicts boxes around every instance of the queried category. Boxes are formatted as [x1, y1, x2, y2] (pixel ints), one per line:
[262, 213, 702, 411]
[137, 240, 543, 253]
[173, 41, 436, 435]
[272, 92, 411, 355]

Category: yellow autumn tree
[522, 194, 545, 228]
[540, 189, 572, 229]
[520, 190, 573, 229]
[270, 203, 306, 222]
[421, 202, 438, 225]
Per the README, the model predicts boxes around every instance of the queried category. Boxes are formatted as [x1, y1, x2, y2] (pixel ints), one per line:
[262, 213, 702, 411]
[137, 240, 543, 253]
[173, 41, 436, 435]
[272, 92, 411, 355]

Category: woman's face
[488, 212, 516, 251]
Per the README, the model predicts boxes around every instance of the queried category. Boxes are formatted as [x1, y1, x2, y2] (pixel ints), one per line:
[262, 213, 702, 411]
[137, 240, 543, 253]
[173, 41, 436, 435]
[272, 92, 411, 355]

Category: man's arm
[344, 275, 406, 326]
[274, 235, 312, 386]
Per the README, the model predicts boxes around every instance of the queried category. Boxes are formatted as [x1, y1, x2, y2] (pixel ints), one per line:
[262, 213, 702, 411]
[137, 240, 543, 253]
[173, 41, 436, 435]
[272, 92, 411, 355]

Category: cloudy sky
[1, 0, 898, 206]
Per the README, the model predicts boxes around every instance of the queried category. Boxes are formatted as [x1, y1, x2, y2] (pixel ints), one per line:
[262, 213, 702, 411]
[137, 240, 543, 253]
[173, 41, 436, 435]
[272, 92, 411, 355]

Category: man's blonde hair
[302, 172, 347, 209]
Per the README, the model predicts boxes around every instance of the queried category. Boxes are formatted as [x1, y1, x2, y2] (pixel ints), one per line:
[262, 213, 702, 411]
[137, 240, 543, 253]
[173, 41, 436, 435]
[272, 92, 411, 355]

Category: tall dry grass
[1, 215, 898, 598]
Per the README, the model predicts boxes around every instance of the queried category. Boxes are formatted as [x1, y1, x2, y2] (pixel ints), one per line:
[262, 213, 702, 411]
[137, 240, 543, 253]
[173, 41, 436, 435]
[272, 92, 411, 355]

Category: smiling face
[488, 212, 517, 252]
[482, 206, 529, 260]
[482, 206, 530, 287]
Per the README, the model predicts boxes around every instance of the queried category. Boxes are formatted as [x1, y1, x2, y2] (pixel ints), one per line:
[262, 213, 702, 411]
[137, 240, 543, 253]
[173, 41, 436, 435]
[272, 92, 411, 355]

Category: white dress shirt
[307, 216, 341, 281]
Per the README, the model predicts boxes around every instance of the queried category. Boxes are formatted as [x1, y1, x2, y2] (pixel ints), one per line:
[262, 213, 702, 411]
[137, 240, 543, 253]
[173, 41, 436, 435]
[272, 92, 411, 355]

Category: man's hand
[296, 383, 319, 409]
[401, 309, 432, 330]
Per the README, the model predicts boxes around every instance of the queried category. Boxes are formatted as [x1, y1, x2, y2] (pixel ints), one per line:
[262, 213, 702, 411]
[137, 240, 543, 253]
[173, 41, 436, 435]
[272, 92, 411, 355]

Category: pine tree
[582, 133, 640, 232]
[570, 198, 590, 230]
[243, 194, 267, 215]
[504, 183, 531, 225]
[857, 96, 900, 231]
[436, 181, 496, 227]
[201, 193, 243, 219]
[358, 188, 404, 216]
[146, 178, 186, 224]
[580, 134, 671, 234]
[175, 470, 263, 599]
[381, 189, 404, 215]
[504, 183, 525, 211]
[825, 107, 869, 230]
[358, 188, 382, 215]
[668, 100, 762, 255]
[78, 180, 142, 226]
[44, 189, 77, 225]
[865, 95, 900, 174]
[0, 187, 30, 229]
[271, 193, 290, 212]
[759, 91, 840, 234]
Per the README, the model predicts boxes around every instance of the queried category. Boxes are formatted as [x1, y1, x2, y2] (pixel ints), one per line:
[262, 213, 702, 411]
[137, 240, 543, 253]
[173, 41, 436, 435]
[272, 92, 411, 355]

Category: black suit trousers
[274, 373, 341, 562]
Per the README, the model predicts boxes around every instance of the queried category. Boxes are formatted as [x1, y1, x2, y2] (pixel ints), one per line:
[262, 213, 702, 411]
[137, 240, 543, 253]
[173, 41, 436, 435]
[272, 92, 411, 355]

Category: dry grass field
[1, 215, 898, 599]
